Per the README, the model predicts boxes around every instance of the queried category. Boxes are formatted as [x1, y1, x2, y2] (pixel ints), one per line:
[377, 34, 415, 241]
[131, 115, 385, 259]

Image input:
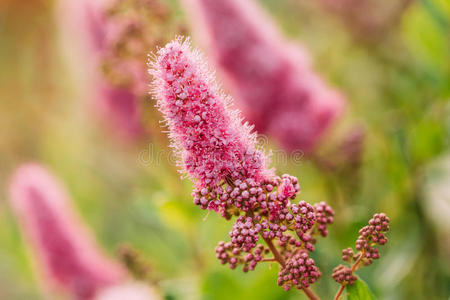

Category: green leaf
[346, 277, 376, 300]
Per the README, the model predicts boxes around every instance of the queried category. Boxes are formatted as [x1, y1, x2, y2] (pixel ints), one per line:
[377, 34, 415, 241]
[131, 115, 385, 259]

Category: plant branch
[261, 258, 276, 262]
[334, 251, 365, 300]
[303, 287, 321, 300]
[351, 251, 364, 272]
[263, 237, 285, 267]
[334, 285, 345, 300]
[263, 237, 321, 300]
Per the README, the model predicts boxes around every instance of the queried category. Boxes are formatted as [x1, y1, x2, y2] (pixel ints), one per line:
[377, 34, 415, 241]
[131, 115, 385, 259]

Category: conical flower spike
[150, 37, 273, 190]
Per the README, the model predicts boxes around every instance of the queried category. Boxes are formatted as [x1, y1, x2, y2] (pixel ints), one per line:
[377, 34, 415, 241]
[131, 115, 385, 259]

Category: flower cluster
[331, 264, 357, 285]
[278, 252, 321, 291]
[150, 37, 334, 293]
[230, 216, 261, 251]
[58, 0, 186, 141]
[341, 247, 354, 263]
[356, 212, 389, 264]
[332, 213, 390, 287]
[215, 242, 267, 272]
[313, 201, 335, 237]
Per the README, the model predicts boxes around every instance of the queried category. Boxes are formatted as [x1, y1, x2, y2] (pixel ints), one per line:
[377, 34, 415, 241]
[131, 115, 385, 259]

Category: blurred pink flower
[182, 0, 346, 153]
[57, 0, 144, 140]
[96, 82, 143, 140]
[8, 164, 125, 300]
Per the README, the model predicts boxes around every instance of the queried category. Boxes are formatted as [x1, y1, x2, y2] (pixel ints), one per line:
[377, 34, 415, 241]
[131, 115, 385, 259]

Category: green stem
[263, 237, 321, 300]
[334, 251, 365, 300]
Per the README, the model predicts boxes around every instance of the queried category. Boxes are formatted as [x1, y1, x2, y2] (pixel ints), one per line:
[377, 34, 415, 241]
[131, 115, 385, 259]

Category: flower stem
[263, 237, 286, 267]
[334, 285, 345, 300]
[351, 252, 364, 272]
[303, 287, 321, 300]
[261, 258, 277, 262]
[334, 251, 365, 300]
[263, 237, 321, 300]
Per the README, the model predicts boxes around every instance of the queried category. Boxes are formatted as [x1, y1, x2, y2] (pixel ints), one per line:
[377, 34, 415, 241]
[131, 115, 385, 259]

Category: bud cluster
[209, 174, 328, 278]
[202, 172, 340, 295]
[215, 242, 267, 272]
[209, 177, 335, 292]
[313, 201, 335, 237]
[277, 252, 321, 291]
[332, 213, 390, 287]
[331, 264, 357, 285]
[356, 213, 389, 265]
[341, 247, 354, 263]
[192, 177, 269, 216]
[230, 216, 261, 252]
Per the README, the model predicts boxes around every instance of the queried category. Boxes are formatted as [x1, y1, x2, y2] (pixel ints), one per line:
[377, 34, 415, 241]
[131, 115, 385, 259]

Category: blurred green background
[0, 0, 449, 299]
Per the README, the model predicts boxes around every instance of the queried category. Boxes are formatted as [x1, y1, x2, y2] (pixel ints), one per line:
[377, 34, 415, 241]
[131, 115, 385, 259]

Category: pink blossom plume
[182, 0, 346, 153]
[151, 38, 335, 287]
[8, 164, 124, 300]
[58, 0, 144, 140]
[150, 37, 273, 189]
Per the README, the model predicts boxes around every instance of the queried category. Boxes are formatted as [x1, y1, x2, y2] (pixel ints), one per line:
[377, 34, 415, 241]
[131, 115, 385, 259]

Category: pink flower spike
[182, 0, 346, 153]
[151, 39, 335, 288]
[8, 164, 124, 300]
[150, 37, 273, 189]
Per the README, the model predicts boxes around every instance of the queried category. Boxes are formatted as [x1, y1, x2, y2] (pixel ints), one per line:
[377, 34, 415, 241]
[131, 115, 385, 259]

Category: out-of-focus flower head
[181, 0, 346, 154]
[57, 0, 183, 141]
[8, 164, 125, 299]
[57, 0, 142, 140]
